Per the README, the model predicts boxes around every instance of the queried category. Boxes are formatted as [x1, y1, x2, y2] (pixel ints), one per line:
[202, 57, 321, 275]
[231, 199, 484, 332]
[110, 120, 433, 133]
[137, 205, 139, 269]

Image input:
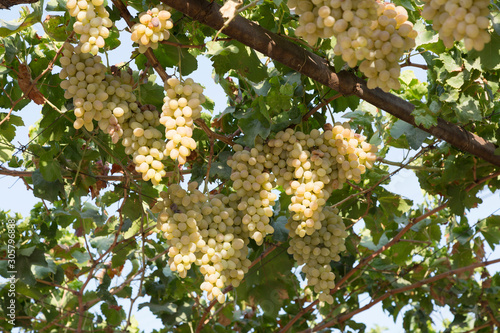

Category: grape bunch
[267, 124, 376, 238]
[59, 43, 137, 141]
[153, 183, 252, 304]
[198, 193, 252, 303]
[153, 183, 208, 278]
[288, 0, 417, 92]
[422, 0, 491, 51]
[161, 77, 206, 165]
[94, 69, 137, 143]
[154, 123, 376, 304]
[59, 43, 107, 131]
[356, 2, 417, 91]
[269, 128, 334, 238]
[65, 0, 113, 54]
[286, 206, 347, 304]
[227, 143, 277, 245]
[131, 4, 174, 53]
[121, 104, 167, 184]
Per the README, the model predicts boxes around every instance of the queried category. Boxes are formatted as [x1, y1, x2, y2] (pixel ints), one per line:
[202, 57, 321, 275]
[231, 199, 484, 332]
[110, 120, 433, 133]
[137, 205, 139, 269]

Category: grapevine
[58, 0, 379, 307]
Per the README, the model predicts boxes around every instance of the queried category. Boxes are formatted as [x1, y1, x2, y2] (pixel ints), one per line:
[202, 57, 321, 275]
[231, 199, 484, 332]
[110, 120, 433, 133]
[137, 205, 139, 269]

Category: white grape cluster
[95, 69, 137, 143]
[268, 124, 376, 237]
[131, 4, 174, 53]
[227, 143, 277, 245]
[288, 0, 417, 92]
[357, 2, 417, 91]
[65, 0, 113, 54]
[198, 193, 251, 303]
[287, 206, 347, 304]
[59, 43, 138, 142]
[287, 0, 379, 47]
[121, 104, 167, 184]
[269, 128, 334, 238]
[153, 183, 252, 304]
[422, 0, 491, 51]
[59, 43, 106, 131]
[154, 124, 376, 304]
[153, 183, 207, 278]
[161, 77, 206, 165]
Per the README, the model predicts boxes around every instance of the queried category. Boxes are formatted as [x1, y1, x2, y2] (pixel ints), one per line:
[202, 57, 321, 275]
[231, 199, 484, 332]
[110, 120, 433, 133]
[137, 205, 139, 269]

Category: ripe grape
[59, 43, 137, 141]
[153, 183, 251, 303]
[288, 0, 417, 92]
[355, 2, 417, 92]
[153, 123, 376, 304]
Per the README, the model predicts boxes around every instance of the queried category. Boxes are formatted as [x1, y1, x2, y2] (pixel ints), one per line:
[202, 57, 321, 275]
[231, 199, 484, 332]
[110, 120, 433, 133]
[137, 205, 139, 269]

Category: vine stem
[195, 118, 235, 146]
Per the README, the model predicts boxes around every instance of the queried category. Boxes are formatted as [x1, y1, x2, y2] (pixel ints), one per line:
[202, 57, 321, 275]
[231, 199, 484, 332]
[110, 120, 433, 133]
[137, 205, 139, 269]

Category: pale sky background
[1, 3, 499, 332]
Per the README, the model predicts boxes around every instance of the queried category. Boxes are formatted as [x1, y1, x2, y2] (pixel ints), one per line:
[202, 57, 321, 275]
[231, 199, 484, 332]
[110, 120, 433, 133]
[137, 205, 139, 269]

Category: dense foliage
[1, 0, 500, 332]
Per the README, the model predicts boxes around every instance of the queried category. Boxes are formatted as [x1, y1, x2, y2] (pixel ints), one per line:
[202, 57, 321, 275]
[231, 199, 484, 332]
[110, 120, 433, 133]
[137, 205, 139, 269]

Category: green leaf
[39, 153, 62, 182]
[0, 3, 42, 37]
[151, 37, 198, 76]
[446, 72, 464, 89]
[414, 20, 439, 49]
[456, 95, 482, 123]
[0, 137, 15, 162]
[211, 41, 268, 83]
[205, 40, 239, 56]
[390, 120, 429, 149]
[360, 229, 389, 251]
[138, 302, 177, 315]
[235, 109, 271, 147]
[90, 236, 114, 254]
[478, 216, 500, 250]
[413, 106, 437, 128]
[32, 169, 65, 202]
[0, 113, 24, 141]
[101, 302, 125, 326]
[271, 216, 289, 242]
[42, 15, 67, 41]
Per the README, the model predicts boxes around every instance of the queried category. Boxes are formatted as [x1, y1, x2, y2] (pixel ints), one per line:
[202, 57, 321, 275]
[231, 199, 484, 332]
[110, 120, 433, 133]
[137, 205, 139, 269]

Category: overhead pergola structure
[160, 0, 500, 168]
